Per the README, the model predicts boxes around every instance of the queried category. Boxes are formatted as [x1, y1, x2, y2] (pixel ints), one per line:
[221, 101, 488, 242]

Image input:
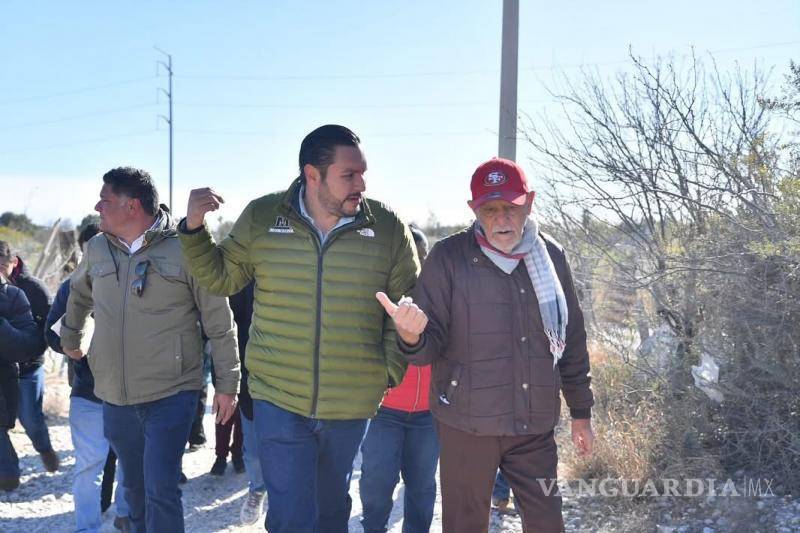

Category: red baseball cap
[469, 158, 531, 208]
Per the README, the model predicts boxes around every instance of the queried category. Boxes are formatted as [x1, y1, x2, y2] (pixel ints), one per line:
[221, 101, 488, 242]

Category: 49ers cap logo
[484, 171, 507, 186]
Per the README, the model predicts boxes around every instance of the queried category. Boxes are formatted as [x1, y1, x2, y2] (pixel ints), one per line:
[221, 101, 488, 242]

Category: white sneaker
[240, 490, 267, 526]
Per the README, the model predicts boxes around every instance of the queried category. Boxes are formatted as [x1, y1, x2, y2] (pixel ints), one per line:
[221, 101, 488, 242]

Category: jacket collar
[277, 177, 375, 228]
[105, 209, 176, 254]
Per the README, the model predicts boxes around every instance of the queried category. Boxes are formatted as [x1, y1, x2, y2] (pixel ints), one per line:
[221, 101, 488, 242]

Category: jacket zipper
[410, 366, 421, 412]
[290, 212, 371, 418]
[120, 252, 131, 404]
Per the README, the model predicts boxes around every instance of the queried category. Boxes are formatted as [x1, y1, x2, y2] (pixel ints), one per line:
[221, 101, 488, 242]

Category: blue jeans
[70, 397, 129, 532]
[18, 366, 53, 453]
[253, 399, 367, 533]
[493, 471, 511, 501]
[0, 430, 18, 478]
[360, 407, 439, 533]
[240, 412, 265, 494]
[103, 390, 198, 533]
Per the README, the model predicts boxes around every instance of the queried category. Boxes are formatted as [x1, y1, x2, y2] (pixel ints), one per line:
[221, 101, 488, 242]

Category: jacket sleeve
[381, 220, 419, 387]
[554, 250, 594, 419]
[0, 287, 43, 362]
[177, 201, 256, 297]
[190, 276, 240, 395]
[61, 251, 95, 351]
[25, 276, 52, 329]
[45, 280, 70, 355]
[397, 240, 453, 366]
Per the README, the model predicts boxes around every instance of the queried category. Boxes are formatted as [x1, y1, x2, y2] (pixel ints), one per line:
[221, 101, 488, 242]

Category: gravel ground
[1, 370, 797, 532]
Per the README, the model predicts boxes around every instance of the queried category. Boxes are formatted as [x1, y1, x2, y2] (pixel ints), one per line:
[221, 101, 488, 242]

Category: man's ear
[303, 163, 321, 185]
[127, 197, 143, 214]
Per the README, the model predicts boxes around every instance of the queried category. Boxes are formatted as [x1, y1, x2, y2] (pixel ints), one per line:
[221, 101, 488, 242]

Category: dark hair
[409, 225, 429, 261]
[78, 223, 100, 249]
[0, 240, 11, 260]
[298, 125, 360, 180]
[102, 167, 159, 216]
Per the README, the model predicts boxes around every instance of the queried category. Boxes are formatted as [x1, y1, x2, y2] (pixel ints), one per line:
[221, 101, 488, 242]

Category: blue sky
[1, 1, 798, 228]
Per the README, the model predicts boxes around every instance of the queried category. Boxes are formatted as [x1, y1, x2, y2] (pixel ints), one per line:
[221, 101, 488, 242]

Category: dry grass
[560, 341, 723, 490]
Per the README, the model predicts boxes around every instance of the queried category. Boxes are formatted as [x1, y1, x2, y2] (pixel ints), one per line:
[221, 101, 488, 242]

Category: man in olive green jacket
[62, 167, 239, 533]
[178, 125, 419, 533]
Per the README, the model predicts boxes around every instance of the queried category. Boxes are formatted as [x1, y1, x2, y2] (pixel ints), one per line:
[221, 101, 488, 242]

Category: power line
[0, 129, 156, 156]
[175, 128, 493, 139]
[176, 69, 497, 82]
[0, 102, 157, 131]
[175, 40, 800, 83]
[176, 100, 496, 110]
[0, 76, 157, 106]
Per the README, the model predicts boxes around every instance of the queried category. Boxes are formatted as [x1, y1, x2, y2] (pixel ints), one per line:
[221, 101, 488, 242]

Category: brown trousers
[437, 422, 564, 533]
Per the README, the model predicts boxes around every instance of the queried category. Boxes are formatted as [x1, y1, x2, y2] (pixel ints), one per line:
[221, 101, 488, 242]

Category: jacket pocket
[173, 335, 183, 378]
[90, 261, 117, 278]
[436, 363, 463, 408]
[141, 258, 189, 312]
[529, 357, 558, 415]
[89, 261, 118, 292]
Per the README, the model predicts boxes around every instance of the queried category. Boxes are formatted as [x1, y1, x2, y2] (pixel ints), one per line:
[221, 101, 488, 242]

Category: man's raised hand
[186, 187, 225, 231]
[375, 292, 428, 346]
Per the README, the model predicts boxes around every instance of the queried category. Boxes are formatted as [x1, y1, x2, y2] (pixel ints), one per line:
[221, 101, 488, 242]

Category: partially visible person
[228, 281, 267, 526]
[380, 158, 595, 533]
[492, 471, 511, 511]
[0, 241, 58, 473]
[46, 223, 132, 532]
[0, 278, 42, 491]
[360, 225, 438, 533]
[61, 167, 240, 533]
[209, 341, 244, 476]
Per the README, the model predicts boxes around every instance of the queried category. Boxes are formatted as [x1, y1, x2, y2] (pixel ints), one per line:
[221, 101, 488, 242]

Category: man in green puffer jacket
[178, 125, 419, 533]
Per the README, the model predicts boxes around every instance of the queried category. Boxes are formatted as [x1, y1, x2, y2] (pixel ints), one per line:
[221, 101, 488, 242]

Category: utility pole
[156, 47, 174, 211]
[498, 0, 519, 161]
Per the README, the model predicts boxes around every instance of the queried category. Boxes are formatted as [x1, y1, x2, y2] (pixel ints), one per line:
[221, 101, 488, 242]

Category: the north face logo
[268, 216, 294, 234]
[484, 171, 507, 186]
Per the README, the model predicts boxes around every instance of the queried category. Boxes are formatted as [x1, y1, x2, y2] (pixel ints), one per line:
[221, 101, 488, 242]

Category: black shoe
[40, 449, 60, 472]
[178, 471, 188, 484]
[0, 476, 20, 491]
[210, 456, 227, 476]
[232, 455, 245, 474]
[186, 442, 203, 453]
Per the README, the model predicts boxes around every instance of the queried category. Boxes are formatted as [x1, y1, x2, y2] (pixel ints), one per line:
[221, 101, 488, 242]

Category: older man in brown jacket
[377, 158, 594, 533]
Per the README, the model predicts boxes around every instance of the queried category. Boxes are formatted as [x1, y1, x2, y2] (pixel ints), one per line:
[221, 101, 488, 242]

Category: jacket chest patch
[268, 216, 294, 234]
[357, 228, 375, 238]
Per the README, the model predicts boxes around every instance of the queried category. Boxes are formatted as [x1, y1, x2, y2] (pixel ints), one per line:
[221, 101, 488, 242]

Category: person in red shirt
[359, 225, 437, 533]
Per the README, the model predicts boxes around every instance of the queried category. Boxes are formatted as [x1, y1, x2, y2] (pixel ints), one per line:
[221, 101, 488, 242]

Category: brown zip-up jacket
[399, 227, 593, 436]
[62, 212, 240, 406]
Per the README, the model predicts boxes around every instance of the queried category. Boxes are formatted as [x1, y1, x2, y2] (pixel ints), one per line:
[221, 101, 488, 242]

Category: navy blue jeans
[17, 365, 53, 453]
[253, 399, 367, 533]
[493, 470, 511, 501]
[360, 407, 439, 533]
[103, 390, 198, 533]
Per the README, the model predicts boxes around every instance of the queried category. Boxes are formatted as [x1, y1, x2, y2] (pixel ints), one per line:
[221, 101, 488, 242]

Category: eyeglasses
[130, 259, 150, 297]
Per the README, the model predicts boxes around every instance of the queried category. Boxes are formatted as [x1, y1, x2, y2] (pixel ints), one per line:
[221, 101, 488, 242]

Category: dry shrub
[560, 342, 723, 489]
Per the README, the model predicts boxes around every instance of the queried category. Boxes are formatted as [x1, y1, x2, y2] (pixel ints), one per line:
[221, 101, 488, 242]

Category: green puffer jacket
[178, 178, 419, 419]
